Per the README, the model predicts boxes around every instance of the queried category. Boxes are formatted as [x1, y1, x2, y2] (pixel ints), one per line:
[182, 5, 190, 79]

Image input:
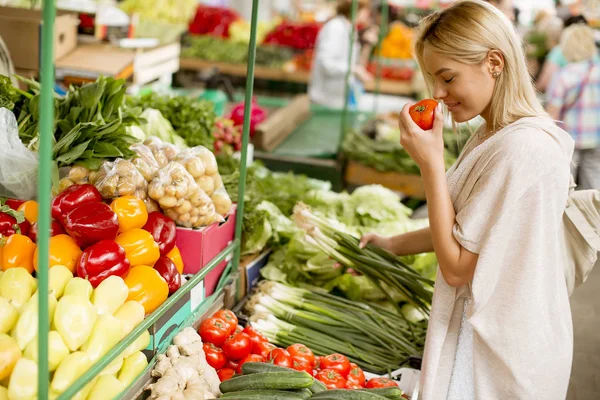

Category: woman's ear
[487, 49, 505, 76]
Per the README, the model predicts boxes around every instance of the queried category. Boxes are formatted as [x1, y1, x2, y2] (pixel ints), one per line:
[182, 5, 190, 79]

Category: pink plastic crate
[176, 205, 237, 296]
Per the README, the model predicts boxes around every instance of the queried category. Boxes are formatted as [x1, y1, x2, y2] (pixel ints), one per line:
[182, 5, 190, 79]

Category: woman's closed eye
[444, 77, 454, 84]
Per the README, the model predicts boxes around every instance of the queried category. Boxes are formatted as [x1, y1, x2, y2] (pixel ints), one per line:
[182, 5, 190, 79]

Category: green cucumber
[220, 389, 309, 399]
[310, 378, 327, 394]
[358, 387, 404, 400]
[241, 362, 294, 375]
[220, 371, 314, 393]
[311, 389, 390, 400]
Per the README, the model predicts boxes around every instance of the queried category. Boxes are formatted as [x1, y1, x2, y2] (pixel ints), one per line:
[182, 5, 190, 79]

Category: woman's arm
[361, 227, 434, 256]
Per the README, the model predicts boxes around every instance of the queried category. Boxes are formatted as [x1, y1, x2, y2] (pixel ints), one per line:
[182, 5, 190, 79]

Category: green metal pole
[373, 1, 389, 114]
[38, 0, 56, 398]
[339, 0, 358, 150]
[231, 0, 259, 274]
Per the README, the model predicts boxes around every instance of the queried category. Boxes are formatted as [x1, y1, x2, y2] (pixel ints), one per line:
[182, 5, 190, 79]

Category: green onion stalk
[246, 281, 427, 373]
[293, 203, 434, 316]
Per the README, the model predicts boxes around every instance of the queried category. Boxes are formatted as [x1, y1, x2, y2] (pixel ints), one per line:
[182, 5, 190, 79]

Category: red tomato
[214, 310, 238, 335]
[409, 99, 438, 130]
[365, 377, 398, 388]
[203, 342, 227, 370]
[222, 332, 252, 361]
[253, 341, 277, 359]
[320, 354, 351, 378]
[346, 363, 366, 387]
[217, 368, 235, 382]
[224, 359, 239, 371]
[316, 369, 347, 389]
[291, 358, 313, 375]
[198, 317, 230, 347]
[235, 325, 244, 335]
[314, 356, 323, 370]
[345, 381, 363, 390]
[243, 326, 268, 348]
[267, 348, 292, 368]
[287, 344, 315, 366]
[236, 354, 264, 374]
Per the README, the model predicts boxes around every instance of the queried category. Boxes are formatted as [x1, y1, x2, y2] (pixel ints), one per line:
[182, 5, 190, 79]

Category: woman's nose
[432, 83, 447, 101]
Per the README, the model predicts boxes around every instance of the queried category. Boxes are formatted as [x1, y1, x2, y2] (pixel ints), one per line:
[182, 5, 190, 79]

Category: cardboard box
[345, 161, 425, 199]
[238, 250, 272, 298]
[254, 95, 311, 151]
[176, 205, 237, 296]
[0, 7, 78, 71]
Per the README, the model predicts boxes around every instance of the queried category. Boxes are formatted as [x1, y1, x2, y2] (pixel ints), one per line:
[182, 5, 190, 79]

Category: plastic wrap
[131, 143, 161, 182]
[89, 158, 148, 200]
[144, 137, 180, 168]
[58, 165, 92, 193]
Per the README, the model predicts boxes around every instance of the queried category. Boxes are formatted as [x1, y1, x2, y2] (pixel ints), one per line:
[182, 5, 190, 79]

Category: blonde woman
[361, 0, 574, 398]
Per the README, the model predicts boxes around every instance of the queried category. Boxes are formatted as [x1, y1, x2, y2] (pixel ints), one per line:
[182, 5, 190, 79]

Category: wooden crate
[345, 161, 425, 199]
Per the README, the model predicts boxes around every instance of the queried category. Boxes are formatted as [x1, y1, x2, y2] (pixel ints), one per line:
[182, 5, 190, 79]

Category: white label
[190, 281, 205, 311]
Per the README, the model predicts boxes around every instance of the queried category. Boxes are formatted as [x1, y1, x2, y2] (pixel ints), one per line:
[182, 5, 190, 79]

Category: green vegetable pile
[1, 75, 141, 170]
[182, 35, 294, 68]
[128, 93, 217, 148]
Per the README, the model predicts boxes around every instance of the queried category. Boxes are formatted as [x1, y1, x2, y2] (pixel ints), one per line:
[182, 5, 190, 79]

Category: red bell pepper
[64, 202, 119, 248]
[28, 220, 65, 243]
[52, 184, 103, 222]
[3, 198, 26, 211]
[142, 212, 177, 256]
[153, 256, 181, 295]
[0, 205, 29, 237]
[77, 240, 131, 287]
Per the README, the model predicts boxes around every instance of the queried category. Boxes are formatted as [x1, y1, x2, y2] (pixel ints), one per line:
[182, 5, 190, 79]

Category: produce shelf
[344, 161, 426, 199]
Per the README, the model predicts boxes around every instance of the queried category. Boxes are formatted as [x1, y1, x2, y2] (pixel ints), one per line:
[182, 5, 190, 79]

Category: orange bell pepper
[33, 234, 83, 273]
[115, 229, 160, 267]
[17, 201, 39, 224]
[124, 265, 169, 314]
[0, 234, 36, 273]
[110, 197, 149, 233]
[166, 246, 184, 274]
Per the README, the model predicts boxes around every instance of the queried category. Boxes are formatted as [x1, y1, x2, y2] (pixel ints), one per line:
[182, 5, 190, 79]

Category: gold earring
[493, 71, 500, 78]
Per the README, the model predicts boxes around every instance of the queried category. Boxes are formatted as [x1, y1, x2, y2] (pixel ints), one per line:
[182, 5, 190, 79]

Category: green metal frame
[35, 0, 259, 398]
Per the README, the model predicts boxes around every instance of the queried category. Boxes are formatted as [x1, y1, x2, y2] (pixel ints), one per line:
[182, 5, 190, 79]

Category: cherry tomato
[214, 310, 238, 335]
[203, 342, 227, 370]
[287, 344, 315, 367]
[217, 368, 235, 382]
[252, 341, 277, 359]
[243, 326, 268, 348]
[236, 354, 264, 374]
[267, 348, 292, 368]
[222, 332, 252, 361]
[346, 363, 366, 387]
[291, 358, 313, 375]
[320, 354, 351, 378]
[316, 369, 347, 389]
[224, 359, 239, 371]
[365, 377, 398, 388]
[409, 99, 438, 130]
[198, 317, 230, 347]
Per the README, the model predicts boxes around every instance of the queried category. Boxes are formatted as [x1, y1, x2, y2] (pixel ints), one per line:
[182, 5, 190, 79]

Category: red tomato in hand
[203, 342, 227, 370]
[199, 317, 230, 347]
[224, 359, 239, 371]
[253, 341, 277, 359]
[291, 358, 313, 375]
[243, 326, 268, 348]
[320, 354, 351, 378]
[222, 332, 252, 361]
[214, 310, 238, 335]
[267, 348, 292, 368]
[346, 363, 366, 387]
[287, 344, 315, 366]
[217, 368, 235, 382]
[236, 354, 264, 374]
[316, 369, 347, 389]
[409, 99, 438, 130]
[366, 377, 398, 388]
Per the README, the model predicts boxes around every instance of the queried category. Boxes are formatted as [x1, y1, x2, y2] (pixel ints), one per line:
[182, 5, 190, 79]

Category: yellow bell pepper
[16, 201, 38, 225]
[118, 351, 148, 388]
[166, 246, 184, 274]
[23, 331, 70, 372]
[7, 358, 37, 400]
[115, 229, 160, 267]
[91, 275, 129, 316]
[0, 334, 20, 382]
[124, 265, 168, 314]
[81, 314, 124, 363]
[53, 295, 97, 352]
[34, 234, 82, 273]
[110, 196, 149, 233]
[88, 375, 125, 400]
[0, 234, 36, 273]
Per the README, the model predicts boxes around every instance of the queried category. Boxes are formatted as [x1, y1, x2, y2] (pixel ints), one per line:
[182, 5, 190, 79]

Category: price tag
[191, 280, 205, 311]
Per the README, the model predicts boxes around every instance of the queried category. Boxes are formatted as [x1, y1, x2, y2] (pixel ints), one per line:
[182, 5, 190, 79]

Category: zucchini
[358, 387, 404, 400]
[311, 389, 390, 400]
[241, 362, 294, 375]
[220, 371, 314, 393]
[220, 390, 309, 399]
[309, 378, 327, 394]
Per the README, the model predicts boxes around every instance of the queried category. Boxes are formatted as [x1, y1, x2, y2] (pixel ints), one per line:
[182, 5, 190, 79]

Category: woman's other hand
[354, 65, 374, 83]
[399, 102, 445, 170]
[362, 26, 380, 46]
[359, 232, 392, 251]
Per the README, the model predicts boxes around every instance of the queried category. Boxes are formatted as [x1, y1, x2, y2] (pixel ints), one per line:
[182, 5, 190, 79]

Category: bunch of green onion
[246, 281, 427, 373]
[293, 203, 434, 315]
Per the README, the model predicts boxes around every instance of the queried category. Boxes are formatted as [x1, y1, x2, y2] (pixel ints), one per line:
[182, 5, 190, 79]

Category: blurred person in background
[483, 0, 515, 22]
[530, 13, 564, 90]
[308, 0, 378, 109]
[547, 24, 600, 189]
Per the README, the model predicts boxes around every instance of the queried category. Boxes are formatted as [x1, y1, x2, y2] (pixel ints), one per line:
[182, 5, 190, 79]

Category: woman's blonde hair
[414, 0, 546, 131]
[560, 24, 598, 63]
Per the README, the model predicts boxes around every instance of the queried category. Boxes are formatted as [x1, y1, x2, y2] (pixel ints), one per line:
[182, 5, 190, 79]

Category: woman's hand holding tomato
[401, 99, 445, 170]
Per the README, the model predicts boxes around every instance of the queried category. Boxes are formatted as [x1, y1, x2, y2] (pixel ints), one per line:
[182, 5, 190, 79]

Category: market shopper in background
[308, 0, 378, 109]
[546, 24, 600, 190]
[361, 0, 575, 398]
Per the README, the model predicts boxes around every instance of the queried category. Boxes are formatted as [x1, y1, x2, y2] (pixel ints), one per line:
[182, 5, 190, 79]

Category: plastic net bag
[0, 108, 38, 199]
[89, 158, 148, 200]
[148, 162, 223, 228]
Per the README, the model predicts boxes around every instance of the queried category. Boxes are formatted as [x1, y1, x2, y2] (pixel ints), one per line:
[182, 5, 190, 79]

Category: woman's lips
[446, 102, 461, 110]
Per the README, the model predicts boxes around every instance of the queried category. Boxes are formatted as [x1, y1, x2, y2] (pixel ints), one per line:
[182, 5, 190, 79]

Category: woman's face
[356, 7, 372, 26]
[422, 47, 497, 123]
